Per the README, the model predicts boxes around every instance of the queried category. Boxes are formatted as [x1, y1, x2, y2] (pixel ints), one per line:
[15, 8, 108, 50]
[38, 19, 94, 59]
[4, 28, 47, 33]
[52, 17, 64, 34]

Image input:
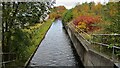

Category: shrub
[49, 12, 60, 19]
[9, 19, 54, 66]
[73, 16, 101, 32]
[62, 9, 73, 23]
[76, 22, 86, 31]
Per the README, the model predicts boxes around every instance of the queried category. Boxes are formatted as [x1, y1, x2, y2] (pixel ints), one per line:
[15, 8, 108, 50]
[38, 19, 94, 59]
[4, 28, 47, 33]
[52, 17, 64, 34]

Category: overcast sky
[54, 0, 110, 9]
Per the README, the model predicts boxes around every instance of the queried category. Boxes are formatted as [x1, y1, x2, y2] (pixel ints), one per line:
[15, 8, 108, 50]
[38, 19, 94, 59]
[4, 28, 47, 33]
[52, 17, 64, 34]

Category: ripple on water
[29, 19, 80, 66]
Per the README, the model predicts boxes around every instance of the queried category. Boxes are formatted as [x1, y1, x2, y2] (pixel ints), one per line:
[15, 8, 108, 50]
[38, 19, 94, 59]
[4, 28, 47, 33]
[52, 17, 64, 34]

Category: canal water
[28, 19, 83, 67]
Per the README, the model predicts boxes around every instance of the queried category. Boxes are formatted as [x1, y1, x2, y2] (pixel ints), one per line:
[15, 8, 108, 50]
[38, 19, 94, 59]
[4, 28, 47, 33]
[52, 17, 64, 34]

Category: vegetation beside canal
[7, 19, 54, 67]
[2, 1, 120, 67]
[2, 2, 55, 67]
[61, 2, 120, 61]
[49, 2, 120, 60]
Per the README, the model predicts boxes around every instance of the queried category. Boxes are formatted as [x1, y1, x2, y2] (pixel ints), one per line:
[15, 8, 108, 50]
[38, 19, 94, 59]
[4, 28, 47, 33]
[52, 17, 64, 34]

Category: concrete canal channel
[28, 19, 84, 67]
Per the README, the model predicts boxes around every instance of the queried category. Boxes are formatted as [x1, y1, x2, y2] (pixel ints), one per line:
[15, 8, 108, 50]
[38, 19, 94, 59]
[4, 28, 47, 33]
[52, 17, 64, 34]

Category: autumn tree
[49, 6, 66, 19]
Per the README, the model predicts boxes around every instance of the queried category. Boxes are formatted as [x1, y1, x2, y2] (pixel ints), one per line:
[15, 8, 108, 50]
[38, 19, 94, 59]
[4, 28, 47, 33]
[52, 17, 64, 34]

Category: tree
[2, 1, 54, 66]
[62, 9, 73, 23]
[106, 2, 120, 33]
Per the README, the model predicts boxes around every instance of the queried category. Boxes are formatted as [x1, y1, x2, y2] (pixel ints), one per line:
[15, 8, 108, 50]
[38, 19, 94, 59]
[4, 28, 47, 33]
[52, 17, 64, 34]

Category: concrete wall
[64, 24, 115, 68]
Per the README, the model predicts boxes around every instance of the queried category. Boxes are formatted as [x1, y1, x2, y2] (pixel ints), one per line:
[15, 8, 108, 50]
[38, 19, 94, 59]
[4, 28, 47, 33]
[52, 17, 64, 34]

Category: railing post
[93, 35, 95, 50]
[92, 35, 95, 50]
[112, 46, 115, 62]
[100, 35, 102, 53]
[112, 35, 115, 62]
[91, 34, 120, 64]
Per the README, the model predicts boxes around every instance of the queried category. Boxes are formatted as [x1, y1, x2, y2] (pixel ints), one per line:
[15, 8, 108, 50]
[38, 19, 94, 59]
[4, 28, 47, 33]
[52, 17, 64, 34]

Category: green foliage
[62, 9, 73, 23]
[105, 2, 120, 33]
[61, 2, 120, 60]
[2, 2, 54, 67]
[8, 19, 54, 66]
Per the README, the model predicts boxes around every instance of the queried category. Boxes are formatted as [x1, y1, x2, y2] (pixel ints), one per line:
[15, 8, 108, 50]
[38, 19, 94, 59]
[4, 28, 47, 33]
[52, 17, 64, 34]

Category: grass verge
[6, 19, 54, 67]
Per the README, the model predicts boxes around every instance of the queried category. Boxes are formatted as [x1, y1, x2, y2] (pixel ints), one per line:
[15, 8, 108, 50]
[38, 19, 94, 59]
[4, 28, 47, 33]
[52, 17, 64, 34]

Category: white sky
[54, 0, 110, 9]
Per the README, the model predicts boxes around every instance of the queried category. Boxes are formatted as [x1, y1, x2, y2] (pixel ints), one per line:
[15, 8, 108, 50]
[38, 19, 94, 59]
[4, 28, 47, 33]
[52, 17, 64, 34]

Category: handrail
[69, 22, 91, 37]
[91, 34, 120, 49]
[67, 22, 91, 51]
[0, 60, 16, 64]
[91, 41, 120, 50]
[92, 34, 120, 36]
[68, 22, 91, 40]
[92, 33, 120, 36]
[0, 53, 15, 55]
[0, 53, 16, 66]
[69, 22, 120, 49]
[67, 22, 120, 63]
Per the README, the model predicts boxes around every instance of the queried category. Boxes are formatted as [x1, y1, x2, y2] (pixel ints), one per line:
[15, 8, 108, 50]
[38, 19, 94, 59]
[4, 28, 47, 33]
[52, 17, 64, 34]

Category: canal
[28, 19, 84, 67]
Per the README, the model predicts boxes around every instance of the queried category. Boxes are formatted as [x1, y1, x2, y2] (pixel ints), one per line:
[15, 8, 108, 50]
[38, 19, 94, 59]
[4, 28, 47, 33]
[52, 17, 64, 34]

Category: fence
[91, 34, 120, 63]
[68, 22, 120, 63]
[0, 53, 16, 67]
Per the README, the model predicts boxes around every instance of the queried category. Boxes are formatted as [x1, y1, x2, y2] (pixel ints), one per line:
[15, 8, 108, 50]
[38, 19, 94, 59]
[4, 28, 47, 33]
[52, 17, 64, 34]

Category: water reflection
[29, 19, 82, 67]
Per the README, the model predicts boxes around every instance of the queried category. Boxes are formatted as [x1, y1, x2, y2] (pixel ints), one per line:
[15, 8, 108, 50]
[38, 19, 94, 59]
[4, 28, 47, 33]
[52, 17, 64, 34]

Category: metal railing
[68, 22, 120, 63]
[68, 22, 93, 45]
[91, 34, 120, 63]
[0, 53, 16, 67]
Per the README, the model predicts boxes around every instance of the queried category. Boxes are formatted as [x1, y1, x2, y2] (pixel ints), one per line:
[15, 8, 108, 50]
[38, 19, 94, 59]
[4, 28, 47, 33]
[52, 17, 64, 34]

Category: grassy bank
[7, 19, 54, 67]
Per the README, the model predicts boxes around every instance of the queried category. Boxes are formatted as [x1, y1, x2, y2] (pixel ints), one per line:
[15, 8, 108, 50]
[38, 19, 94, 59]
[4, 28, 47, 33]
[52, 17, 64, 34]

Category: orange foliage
[73, 16, 101, 32]
[49, 6, 66, 19]
[49, 12, 60, 19]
